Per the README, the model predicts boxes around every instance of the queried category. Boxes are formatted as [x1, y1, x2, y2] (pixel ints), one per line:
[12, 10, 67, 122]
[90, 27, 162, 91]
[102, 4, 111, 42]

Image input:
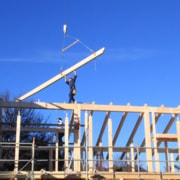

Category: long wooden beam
[152, 134, 178, 142]
[17, 47, 105, 101]
[1, 101, 180, 114]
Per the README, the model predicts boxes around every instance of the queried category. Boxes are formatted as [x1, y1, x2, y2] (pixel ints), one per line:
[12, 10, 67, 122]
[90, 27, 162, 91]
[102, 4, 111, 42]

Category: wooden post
[18, 47, 105, 101]
[49, 136, 53, 171]
[55, 131, 59, 171]
[170, 153, 174, 172]
[85, 111, 88, 179]
[14, 111, 21, 174]
[130, 142, 135, 172]
[31, 137, 35, 179]
[176, 121, 180, 163]
[144, 108, 153, 172]
[64, 113, 69, 170]
[89, 114, 93, 172]
[164, 142, 169, 172]
[152, 111, 160, 172]
[108, 118, 113, 174]
[73, 108, 81, 172]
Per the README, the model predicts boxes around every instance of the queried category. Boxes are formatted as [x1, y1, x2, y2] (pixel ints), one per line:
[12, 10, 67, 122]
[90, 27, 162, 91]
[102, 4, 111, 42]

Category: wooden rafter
[120, 112, 144, 160]
[96, 103, 112, 146]
[113, 112, 128, 146]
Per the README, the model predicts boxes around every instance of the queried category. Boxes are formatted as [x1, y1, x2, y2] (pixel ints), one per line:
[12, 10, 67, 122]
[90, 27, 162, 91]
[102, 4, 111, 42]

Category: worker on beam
[64, 71, 77, 103]
[17, 47, 105, 101]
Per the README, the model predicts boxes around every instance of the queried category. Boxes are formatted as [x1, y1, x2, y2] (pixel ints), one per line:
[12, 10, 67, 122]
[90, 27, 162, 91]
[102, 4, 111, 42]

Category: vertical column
[108, 118, 113, 173]
[85, 111, 89, 179]
[55, 131, 59, 171]
[177, 121, 180, 163]
[144, 109, 153, 172]
[170, 153, 175, 172]
[130, 143, 135, 172]
[89, 114, 93, 172]
[73, 108, 81, 172]
[31, 137, 35, 179]
[64, 113, 69, 170]
[14, 111, 21, 174]
[126, 152, 130, 171]
[99, 142, 103, 171]
[152, 111, 160, 172]
[164, 142, 170, 172]
[49, 136, 53, 171]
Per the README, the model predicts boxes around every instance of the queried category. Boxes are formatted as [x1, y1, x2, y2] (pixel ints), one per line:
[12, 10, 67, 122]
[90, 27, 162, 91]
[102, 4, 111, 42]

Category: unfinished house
[0, 101, 180, 179]
[0, 48, 180, 179]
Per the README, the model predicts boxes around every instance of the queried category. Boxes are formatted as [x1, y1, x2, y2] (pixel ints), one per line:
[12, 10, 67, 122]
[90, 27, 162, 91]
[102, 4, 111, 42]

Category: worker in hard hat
[64, 71, 77, 103]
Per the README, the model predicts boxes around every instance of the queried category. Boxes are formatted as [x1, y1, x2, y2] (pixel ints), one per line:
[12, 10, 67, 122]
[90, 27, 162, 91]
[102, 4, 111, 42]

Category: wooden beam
[177, 121, 180, 161]
[108, 118, 113, 174]
[17, 47, 105, 101]
[152, 134, 178, 142]
[73, 108, 81, 171]
[88, 114, 93, 172]
[144, 109, 153, 172]
[14, 111, 21, 174]
[1, 101, 180, 114]
[152, 111, 160, 172]
[64, 114, 69, 170]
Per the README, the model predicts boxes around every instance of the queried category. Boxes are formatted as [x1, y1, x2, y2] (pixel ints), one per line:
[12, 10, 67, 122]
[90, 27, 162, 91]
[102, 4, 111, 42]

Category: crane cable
[61, 0, 97, 71]
[62, 31, 94, 54]
[62, 24, 95, 54]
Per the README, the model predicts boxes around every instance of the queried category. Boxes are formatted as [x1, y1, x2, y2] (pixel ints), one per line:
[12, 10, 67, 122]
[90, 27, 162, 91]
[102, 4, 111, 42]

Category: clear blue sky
[1, 0, 180, 141]
[1, 0, 180, 107]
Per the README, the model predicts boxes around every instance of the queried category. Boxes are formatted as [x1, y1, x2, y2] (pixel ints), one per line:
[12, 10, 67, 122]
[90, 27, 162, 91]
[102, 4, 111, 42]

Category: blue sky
[1, 0, 180, 169]
[1, 0, 180, 107]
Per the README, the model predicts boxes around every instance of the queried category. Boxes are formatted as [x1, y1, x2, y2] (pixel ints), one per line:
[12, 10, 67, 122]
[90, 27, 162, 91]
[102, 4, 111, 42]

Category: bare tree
[0, 91, 52, 171]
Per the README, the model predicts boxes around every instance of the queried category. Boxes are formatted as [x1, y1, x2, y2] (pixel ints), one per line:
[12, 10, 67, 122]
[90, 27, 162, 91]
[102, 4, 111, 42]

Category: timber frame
[0, 100, 180, 179]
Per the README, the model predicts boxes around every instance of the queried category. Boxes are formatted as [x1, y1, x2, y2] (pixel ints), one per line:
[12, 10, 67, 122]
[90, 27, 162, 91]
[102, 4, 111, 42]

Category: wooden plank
[176, 121, 180, 160]
[152, 111, 160, 172]
[152, 134, 178, 142]
[1, 101, 180, 114]
[17, 47, 105, 101]
[108, 118, 113, 174]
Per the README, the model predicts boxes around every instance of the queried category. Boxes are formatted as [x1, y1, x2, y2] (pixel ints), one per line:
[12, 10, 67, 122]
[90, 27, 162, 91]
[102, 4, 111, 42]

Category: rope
[63, 33, 95, 54]
[61, 0, 97, 71]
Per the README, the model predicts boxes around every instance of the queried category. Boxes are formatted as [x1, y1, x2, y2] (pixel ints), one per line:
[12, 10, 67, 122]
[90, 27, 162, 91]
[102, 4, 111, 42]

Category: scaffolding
[0, 101, 180, 179]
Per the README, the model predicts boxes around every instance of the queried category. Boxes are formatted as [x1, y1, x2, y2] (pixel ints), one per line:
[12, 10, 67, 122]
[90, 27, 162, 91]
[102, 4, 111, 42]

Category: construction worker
[64, 71, 77, 103]
[57, 117, 64, 145]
